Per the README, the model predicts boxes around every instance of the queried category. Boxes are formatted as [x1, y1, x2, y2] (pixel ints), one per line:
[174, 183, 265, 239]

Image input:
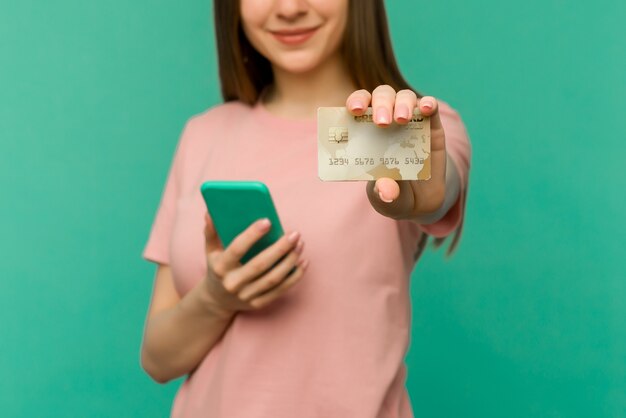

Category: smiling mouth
[269, 26, 320, 46]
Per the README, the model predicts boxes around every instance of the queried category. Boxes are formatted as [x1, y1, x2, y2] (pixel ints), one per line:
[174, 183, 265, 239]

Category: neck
[261, 52, 356, 119]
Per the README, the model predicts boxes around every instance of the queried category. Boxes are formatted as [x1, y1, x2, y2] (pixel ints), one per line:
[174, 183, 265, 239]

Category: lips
[270, 26, 320, 46]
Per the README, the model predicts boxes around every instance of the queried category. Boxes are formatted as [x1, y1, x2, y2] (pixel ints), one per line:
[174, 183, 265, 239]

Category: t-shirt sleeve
[141, 122, 192, 265]
[417, 102, 472, 238]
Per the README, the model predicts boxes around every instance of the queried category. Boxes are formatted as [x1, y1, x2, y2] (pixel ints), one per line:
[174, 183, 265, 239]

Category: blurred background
[1, 0, 624, 417]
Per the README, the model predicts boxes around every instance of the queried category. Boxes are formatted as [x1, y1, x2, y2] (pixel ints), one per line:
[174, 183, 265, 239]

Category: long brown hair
[213, 0, 463, 258]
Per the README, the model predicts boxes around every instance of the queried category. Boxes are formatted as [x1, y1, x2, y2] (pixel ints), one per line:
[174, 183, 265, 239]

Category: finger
[394, 89, 418, 124]
[237, 246, 301, 301]
[222, 231, 300, 293]
[418, 96, 445, 152]
[220, 218, 272, 270]
[236, 231, 300, 281]
[346, 89, 372, 116]
[371, 85, 396, 127]
[249, 260, 308, 309]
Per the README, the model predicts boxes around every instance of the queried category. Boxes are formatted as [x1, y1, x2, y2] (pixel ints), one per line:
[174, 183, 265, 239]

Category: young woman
[140, 1, 471, 417]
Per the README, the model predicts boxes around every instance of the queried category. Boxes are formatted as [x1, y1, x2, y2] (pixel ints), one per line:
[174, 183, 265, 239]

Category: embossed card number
[317, 107, 431, 181]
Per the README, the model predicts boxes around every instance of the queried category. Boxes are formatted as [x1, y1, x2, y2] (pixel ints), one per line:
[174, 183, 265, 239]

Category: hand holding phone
[201, 181, 283, 264]
[199, 181, 309, 313]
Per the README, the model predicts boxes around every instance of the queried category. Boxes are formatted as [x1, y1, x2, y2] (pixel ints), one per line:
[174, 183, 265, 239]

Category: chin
[278, 63, 319, 74]
[271, 52, 325, 74]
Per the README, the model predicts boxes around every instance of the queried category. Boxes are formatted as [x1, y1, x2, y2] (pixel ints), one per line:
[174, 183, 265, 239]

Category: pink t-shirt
[142, 99, 471, 418]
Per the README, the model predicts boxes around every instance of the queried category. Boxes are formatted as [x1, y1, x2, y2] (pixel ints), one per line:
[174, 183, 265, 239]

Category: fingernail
[258, 218, 271, 230]
[287, 231, 300, 243]
[395, 104, 410, 121]
[299, 259, 309, 270]
[295, 240, 304, 254]
[349, 99, 364, 111]
[421, 99, 434, 111]
[379, 190, 393, 203]
[376, 107, 390, 125]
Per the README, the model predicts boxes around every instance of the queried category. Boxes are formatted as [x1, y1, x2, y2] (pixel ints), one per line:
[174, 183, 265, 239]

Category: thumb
[204, 213, 223, 253]
[374, 177, 400, 203]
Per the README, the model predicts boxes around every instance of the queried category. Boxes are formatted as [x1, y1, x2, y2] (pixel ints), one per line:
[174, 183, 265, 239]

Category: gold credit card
[317, 107, 431, 181]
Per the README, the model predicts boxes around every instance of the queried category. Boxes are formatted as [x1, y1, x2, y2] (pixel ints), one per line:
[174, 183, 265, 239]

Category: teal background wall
[1, 0, 624, 416]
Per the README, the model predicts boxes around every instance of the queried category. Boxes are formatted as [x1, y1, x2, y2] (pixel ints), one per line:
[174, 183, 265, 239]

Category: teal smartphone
[200, 181, 285, 264]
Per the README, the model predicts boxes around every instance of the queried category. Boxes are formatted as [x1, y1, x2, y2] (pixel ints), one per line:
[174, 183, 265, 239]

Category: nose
[275, 0, 308, 21]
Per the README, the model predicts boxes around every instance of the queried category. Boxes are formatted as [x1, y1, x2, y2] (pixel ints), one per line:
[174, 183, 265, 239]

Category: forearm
[411, 152, 461, 225]
[141, 283, 236, 383]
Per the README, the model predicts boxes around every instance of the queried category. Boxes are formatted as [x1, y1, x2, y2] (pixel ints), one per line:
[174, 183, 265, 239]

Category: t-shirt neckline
[252, 100, 317, 133]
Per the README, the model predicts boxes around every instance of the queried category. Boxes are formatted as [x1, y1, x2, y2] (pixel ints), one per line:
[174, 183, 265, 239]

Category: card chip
[328, 127, 348, 143]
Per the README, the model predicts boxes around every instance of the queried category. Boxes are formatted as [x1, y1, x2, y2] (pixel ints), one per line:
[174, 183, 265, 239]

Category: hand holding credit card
[317, 107, 431, 181]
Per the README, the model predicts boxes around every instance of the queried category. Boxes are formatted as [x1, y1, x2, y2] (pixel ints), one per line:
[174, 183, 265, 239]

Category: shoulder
[166, 102, 254, 182]
[435, 98, 471, 144]
[433, 97, 472, 178]
[436, 98, 465, 126]
[185, 101, 252, 131]
[176, 101, 253, 148]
